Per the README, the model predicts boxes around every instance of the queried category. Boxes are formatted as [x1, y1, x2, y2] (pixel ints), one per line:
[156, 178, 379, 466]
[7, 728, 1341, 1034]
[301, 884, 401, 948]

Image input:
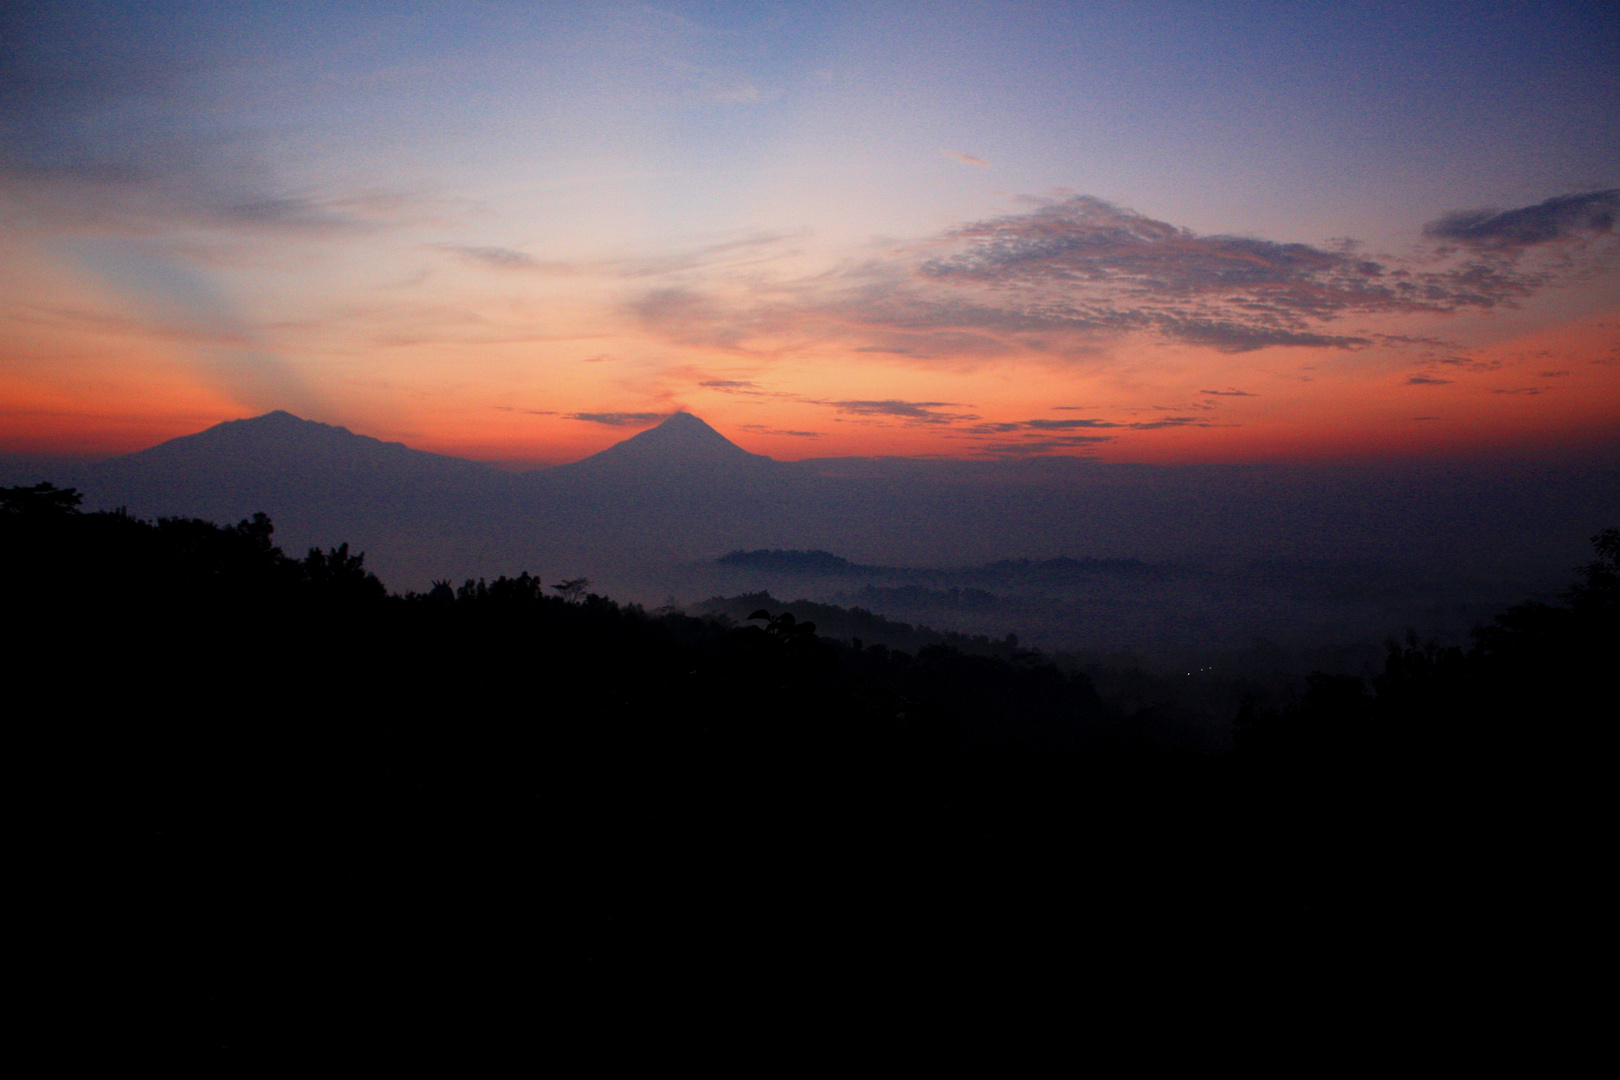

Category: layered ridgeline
[35, 409, 1619, 660]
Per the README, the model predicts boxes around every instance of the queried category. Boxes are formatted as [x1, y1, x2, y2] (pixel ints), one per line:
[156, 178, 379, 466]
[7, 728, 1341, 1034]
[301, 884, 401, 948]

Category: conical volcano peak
[570, 411, 768, 469]
[247, 409, 327, 428]
[657, 411, 716, 432]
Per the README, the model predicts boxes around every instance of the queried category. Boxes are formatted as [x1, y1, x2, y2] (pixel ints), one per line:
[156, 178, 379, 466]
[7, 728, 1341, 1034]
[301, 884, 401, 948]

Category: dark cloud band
[1424, 190, 1618, 249]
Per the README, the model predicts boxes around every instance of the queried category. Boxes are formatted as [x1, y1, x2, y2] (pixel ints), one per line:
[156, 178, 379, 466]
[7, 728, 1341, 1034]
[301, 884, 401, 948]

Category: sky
[2, 0, 1617, 466]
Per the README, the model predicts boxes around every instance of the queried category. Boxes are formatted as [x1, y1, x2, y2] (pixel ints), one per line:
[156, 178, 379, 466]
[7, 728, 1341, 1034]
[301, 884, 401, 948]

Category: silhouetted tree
[0, 481, 82, 517]
[747, 608, 818, 640]
[554, 577, 590, 603]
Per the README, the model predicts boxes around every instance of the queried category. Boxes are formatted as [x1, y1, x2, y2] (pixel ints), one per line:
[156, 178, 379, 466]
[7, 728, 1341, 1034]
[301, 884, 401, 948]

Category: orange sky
[3, 3, 1617, 467]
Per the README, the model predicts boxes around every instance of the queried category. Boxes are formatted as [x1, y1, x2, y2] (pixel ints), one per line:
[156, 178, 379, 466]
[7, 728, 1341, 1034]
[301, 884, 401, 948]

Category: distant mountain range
[8, 410, 1614, 602]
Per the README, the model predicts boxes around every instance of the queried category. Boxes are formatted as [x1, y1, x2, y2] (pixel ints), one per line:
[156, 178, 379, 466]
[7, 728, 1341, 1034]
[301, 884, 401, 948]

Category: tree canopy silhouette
[10, 479, 1607, 1016]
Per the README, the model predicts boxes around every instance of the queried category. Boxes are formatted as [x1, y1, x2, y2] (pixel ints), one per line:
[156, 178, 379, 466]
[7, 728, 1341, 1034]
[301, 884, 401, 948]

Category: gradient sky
[3, 0, 1617, 464]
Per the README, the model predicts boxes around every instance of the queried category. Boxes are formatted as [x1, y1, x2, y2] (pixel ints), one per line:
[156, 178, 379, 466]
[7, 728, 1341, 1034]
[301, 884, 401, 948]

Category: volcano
[553, 412, 772, 474]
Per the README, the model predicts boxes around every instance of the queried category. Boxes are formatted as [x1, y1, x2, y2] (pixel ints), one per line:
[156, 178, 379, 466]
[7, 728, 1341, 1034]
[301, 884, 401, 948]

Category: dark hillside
[7, 483, 1610, 1023]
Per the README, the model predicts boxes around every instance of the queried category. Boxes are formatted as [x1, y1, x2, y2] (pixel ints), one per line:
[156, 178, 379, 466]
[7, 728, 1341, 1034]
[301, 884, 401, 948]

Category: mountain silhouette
[101, 410, 501, 479]
[550, 411, 772, 475]
[69, 409, 793, 586]
[77, 411, 520, 585]
[36, 408, 1610, 609]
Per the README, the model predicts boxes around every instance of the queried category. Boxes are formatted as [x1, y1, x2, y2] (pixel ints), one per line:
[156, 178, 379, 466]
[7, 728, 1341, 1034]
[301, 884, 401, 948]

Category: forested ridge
[7, 481, 1612, 1043]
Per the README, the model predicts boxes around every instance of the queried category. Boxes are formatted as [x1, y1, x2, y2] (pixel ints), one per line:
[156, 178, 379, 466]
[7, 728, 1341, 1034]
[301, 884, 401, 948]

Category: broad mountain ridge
[102, 410, 499, 478]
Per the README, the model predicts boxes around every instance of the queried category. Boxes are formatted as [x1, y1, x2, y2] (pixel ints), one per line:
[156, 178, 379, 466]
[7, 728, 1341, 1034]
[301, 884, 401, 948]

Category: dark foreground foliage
[6, 482, 1611, 1049]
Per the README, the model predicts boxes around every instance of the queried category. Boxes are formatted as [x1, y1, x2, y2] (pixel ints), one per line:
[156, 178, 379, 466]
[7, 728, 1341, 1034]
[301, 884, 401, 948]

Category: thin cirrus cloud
[439, 245, 541, 270]
[827, 399, 975, 423]
[957, 416, 1208, 455]
[976, 435, 1115, 456]
[740, 425, 820, 438]
[964, 418, 1115, 435]
[695, 383, 978, 428]
[631, 192, 1612, 367]
[438, 233, 802, 279]
[697, 375, 1212, 451]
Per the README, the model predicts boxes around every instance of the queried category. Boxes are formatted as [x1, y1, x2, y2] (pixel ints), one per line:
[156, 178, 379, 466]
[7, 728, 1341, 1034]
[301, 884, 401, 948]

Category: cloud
[955, 413, 1215, 439]
[629, 193, 1589, 368]
[1201, 388, 1257, 396]
[3, 146, 417, 236]
[1432, 354, 1502, 372]
[1424, 190, 1618, 249]
[439, 245, 539, 270]
[613, 232, 803, 279]
[697, 378, 801, 400]
[1023, 417, 1119, 429]
[976, 435, 1113, 456]
[211, 196, 369, 234]
[920, 195, 1534, 325]
[1157, 319, 1368, 352]
[964, 417, 1120, 436]
[945, 151, 992, 168]
[827, 399, 975, 423]
[0, 7, 469, 242]
[1491, 387, 1547, 395]
[739, 425, 819, 437]
[1538, 370, 1570, 377]
[566, 412, 668, 426]
[1406, 375, 1454, 385]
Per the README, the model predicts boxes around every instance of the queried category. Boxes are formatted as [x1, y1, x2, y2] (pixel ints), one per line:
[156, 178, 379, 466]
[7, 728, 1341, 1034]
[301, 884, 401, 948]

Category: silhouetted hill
[10, 484, 1609, 999]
